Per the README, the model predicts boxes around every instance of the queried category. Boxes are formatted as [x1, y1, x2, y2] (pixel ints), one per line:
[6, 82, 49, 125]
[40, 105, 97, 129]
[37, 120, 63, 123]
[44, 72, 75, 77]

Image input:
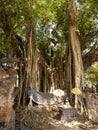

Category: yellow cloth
[71, 87, 82, 95]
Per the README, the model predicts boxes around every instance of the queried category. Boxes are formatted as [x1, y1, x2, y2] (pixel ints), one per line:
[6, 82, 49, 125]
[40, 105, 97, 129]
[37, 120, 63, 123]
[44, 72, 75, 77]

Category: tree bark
[66, 0, 84, 108]
[21, 23, 37, 106]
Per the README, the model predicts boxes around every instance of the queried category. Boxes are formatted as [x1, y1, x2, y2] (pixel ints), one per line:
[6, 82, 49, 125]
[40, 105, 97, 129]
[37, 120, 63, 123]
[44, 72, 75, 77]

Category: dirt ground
[15, 105, 98, 130]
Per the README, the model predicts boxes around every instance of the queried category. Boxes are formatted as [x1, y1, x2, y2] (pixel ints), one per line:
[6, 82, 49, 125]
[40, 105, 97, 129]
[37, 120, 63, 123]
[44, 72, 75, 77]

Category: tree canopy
[0, 0, 98, 86]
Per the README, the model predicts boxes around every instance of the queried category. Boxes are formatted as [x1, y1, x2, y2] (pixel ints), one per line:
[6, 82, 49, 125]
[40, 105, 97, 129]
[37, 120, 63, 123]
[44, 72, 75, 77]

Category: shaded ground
[15, 105, 98, 130]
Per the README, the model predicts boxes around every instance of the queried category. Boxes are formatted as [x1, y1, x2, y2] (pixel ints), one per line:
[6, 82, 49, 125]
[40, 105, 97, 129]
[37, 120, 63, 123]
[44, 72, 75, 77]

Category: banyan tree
[65, 0, 84, 109]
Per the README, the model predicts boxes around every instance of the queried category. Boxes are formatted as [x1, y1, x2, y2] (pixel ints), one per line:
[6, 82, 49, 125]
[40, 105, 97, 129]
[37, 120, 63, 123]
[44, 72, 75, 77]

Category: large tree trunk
[19, 23, 37, 106]
[66, 0, 84, 109]
[20, 23, 52, 106]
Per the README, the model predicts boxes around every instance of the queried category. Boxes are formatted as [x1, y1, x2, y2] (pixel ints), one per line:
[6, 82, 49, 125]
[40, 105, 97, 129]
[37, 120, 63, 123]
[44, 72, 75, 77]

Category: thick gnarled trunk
[20, 23, 37, 106]
[66, 0, 84, 108]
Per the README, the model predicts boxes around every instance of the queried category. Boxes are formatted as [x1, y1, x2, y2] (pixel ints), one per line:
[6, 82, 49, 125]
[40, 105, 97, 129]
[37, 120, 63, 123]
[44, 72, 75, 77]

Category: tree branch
[0, 16, 24, 57]
[83, 40, 98, 70]
[82, 29, 98, 43]
[0, 58, 27, 63]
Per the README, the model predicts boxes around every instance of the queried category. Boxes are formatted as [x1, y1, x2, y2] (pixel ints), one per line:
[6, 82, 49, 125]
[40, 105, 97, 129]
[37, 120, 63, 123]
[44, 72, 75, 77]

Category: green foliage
[77, 0, 98, 35]
[35, 0, 67, 63]
[37, 23, 51, 63]
[0, 0, 98, 69]
[0, 29, 13, 57]
[85, 62, 98, 84]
